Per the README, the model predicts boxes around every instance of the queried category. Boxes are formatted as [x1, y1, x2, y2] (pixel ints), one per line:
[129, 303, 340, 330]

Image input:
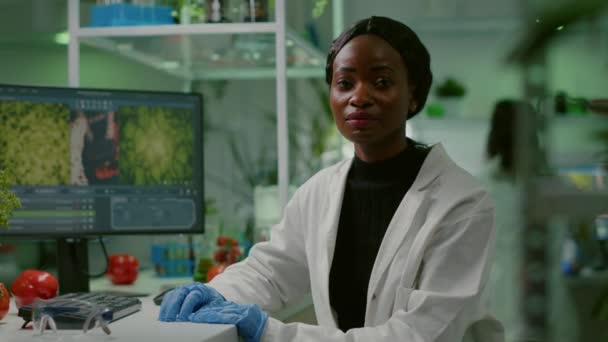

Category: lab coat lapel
[317, 159, 351, 326]
[367, 144, 448, 303]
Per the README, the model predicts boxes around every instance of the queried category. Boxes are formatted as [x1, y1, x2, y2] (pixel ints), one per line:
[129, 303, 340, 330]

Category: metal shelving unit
[512, 1, 608, 340]
[533, 179, 608, 220]
[66, 0, 346, 212]
[77, 28, 325, 81]
[67, 0, 294, 210]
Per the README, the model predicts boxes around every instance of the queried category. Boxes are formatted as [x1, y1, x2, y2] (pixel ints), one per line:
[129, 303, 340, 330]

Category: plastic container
[90, 3, 174, 27]
[151, 242, 199, 277]
[242, 0, 268, 22]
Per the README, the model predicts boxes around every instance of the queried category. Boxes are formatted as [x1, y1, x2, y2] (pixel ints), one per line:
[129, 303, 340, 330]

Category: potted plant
[0, 168, 21, 230]
[208, 79, 339, 244]
[0, 167, 21, 309]
[433, 77, 467, 117]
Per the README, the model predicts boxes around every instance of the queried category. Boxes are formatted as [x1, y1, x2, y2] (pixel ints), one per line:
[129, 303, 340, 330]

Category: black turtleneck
[329, 139, 430, 332]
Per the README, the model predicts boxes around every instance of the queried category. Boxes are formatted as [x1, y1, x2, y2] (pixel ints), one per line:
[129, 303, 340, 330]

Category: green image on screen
[0, 101, 70, 185]
[118, 106, 194, 185]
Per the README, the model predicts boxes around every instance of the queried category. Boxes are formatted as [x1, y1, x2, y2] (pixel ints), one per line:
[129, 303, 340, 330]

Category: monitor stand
[56, 238, 90, 293]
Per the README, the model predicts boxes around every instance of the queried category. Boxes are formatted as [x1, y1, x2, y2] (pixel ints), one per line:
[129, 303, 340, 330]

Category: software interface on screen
[0, 85, 203, 236]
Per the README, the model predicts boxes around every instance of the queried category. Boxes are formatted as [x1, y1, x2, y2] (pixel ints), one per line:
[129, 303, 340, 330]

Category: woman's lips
[346, 113, 376, 128]
[347, 118, 375, 128]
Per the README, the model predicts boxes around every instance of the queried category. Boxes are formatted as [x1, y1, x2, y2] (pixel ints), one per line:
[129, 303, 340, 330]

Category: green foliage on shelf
[0, 168, 21, 229]
[312, 0, 329, 18]
[435, 77, 466, 97]
[592, 287, 608, 320]
[595, 129, 608, 166]
[435, 78, 466, 98]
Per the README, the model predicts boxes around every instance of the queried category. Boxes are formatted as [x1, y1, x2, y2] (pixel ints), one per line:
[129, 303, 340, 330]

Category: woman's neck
[354, 137, 408, 163]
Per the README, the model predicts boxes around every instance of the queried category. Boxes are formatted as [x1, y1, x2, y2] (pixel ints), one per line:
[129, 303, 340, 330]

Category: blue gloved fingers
[238, 304, 268, 342]
[189, 307, 241, 324]
[158, 286, 190, 322]
[176, 291, 205, 321]
[199, 284, 226, 303]
[188, 302, 268, 342]
[184, 283, 225, 303]
[158, 282, 223, 322]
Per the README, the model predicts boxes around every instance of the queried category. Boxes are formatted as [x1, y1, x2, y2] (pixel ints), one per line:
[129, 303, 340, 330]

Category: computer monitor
[0, 84, 204, 292]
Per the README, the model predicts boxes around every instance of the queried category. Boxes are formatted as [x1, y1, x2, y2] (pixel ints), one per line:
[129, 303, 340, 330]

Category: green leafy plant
[0, 168, 21, 229]
[435, 78, 466, 98]
[312, 0, 329, 18]
[595, 130, 608, 166]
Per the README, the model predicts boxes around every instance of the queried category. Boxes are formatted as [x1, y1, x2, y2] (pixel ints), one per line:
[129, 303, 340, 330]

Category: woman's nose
[349, 84, 373, 108]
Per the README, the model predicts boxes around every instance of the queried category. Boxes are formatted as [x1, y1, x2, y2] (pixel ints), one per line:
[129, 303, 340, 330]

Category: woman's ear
[407, 84, 417, 113]
[409, 100, 418, 113]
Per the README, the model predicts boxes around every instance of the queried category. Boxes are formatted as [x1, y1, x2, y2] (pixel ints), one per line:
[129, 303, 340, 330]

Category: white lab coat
[209, 144, 505, 342]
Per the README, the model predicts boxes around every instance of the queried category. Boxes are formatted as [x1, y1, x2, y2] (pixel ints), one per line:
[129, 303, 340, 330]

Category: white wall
[2, 0, 607, 275]
[336, 0, 608, 118]
[0, 42, 185, 91]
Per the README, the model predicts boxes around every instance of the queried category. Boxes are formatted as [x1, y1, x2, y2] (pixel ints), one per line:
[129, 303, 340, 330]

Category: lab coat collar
[366, 143, 450, 300]
[319, 143, 451, 326]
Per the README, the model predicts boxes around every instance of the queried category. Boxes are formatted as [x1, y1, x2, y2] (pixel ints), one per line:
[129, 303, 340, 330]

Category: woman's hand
[158, 282, 225, 322]
[189, 302, 268, 342]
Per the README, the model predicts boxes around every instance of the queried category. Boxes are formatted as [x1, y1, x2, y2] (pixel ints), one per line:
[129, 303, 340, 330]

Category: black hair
[325, 16, 433, 119]
[486, 99, 538, 176]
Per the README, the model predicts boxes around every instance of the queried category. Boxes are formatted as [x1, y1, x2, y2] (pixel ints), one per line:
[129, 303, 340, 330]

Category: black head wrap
[325, 16, 433, 118]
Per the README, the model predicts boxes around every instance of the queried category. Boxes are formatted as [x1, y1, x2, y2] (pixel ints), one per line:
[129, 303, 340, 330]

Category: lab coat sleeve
[206, 189, 310, 313]
[261, 208, 497, 342]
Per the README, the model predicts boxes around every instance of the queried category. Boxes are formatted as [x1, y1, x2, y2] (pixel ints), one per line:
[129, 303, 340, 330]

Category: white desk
[0, 297, 238, 342]
[0, 273, 238, 342]
[90, 269, 194, 295]
[89, 270, 315, 323]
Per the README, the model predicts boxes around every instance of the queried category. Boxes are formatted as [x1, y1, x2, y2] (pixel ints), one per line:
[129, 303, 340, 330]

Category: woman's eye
[335, 79, 352, 89]
[375, 78, 393, 88]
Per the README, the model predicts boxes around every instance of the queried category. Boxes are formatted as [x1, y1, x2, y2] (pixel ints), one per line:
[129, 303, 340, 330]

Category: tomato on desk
[0, 282, 9, 321]
[10, 270, 58, 309]
[107, 254, 139, 285]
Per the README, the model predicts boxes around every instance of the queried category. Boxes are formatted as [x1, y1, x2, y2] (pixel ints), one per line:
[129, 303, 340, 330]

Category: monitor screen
[0, 84, 204, 237]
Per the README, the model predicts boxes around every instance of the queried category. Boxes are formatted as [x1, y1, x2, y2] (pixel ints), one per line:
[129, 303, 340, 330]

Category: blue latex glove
[189, 301, 268, 342]
[158, 282, 225, 322]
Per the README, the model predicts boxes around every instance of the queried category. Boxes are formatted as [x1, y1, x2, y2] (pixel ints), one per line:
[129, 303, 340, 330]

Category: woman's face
[330, 34, 414, 161]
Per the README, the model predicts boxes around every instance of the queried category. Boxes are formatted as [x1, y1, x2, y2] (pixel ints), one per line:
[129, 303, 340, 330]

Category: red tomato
[10, 270, 58, 309]
[0, 282, 9, 321]
[217, 236, 229, 247]
[214, 250, 227, 263]
[106, 254, 139, 285]
[227, 246, 242, 264]
[206, 264, 226, 282]
[217, 236, 238, 247]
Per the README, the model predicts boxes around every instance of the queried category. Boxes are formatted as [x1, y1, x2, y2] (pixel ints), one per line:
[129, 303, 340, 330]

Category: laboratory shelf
[405, 16, 523, 34]
[76, 22, 279, 37]
[534, 179, 608, 220]
[565, 271, 608, 287]
[400, 16, 607, 35]
[77, 28, 325, 80]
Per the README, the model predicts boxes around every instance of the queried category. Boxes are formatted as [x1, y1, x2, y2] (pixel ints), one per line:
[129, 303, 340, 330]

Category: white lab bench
[0, 270, 315, 341]
[0, 271, 239, 342]
[0, 296, 238, 342]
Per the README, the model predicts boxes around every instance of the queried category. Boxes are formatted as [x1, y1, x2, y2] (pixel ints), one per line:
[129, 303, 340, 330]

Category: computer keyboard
[18, 292, 142, 330]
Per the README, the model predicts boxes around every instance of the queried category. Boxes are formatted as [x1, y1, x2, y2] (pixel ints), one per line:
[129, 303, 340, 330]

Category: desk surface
[0, 270, 314, 340]
[0, 296, 238, 342]
[89, 270, 313, 322]
[0, 272, 238, 342]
